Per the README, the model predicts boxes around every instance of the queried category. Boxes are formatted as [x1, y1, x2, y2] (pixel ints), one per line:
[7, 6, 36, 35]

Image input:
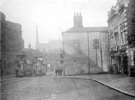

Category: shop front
[127, 48, 135, 76]
[109, 47, 128, 75]
[119, 51, 128, 74]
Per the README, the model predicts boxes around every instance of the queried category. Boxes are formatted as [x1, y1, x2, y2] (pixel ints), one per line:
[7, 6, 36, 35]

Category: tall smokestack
[36, 25, 39, 49]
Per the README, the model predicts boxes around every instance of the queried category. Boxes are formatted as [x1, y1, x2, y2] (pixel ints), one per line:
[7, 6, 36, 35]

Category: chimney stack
[73, 12, 83, 27]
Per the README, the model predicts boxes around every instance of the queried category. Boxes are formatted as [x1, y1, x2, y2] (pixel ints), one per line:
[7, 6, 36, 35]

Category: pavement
[64, 74, 135, 98]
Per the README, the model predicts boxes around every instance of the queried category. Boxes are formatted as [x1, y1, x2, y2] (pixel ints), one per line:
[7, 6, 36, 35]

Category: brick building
[108, 0, 135, 75]
[62, 13, 109, 75]
[0, 12, 24, 75]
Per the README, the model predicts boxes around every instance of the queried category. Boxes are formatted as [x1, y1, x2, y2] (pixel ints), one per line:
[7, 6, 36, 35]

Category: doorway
[123, 56, 128, 74]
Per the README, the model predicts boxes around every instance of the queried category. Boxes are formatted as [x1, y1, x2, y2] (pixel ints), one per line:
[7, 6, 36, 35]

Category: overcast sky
[0, 0, 117, 48]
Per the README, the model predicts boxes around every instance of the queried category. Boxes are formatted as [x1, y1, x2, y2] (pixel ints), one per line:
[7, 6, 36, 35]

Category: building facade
[0, 12, 24, 75]
[108, 0, 135, 75]
[62, 13, 109, 75]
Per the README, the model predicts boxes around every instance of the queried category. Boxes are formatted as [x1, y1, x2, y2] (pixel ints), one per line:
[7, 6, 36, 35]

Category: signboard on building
[93, 39, 99, 49]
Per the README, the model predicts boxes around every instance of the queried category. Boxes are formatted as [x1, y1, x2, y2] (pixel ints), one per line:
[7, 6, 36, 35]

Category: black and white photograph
[0, 0, 135, 100]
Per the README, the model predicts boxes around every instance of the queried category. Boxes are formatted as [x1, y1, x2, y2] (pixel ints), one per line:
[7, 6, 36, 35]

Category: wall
[63, 31, 109, 75]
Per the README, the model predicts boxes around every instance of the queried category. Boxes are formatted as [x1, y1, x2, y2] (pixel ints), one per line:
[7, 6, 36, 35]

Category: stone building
[108, 0, 135, 75]
[0, 12, 24, 75]
[62, 13, 109, 75]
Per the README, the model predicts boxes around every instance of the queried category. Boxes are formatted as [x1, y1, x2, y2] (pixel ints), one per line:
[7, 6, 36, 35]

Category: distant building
[62, 13, 109, 74]
[0, 12, 24, 75]
[37, 39, 62, 53]
[35, 25, 62, 54]
[35, 26, 63, 71]
[22, 44, 43, 60]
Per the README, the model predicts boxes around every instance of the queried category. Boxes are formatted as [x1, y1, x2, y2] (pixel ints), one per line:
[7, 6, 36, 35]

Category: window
[114, 32, 118, 46]
[121, 31, 124, 45]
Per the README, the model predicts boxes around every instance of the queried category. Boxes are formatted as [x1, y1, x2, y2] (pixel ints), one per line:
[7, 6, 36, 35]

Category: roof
[63, 26, 108, 33]
[63, 26, 86, 33]
[85, 27, 108, 32]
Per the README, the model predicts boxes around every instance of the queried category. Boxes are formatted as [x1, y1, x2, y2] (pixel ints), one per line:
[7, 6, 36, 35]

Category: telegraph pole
[87, 32, 90, 74]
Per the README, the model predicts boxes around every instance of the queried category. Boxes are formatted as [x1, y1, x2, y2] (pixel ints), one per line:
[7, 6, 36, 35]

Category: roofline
[62, 26, 108, 34]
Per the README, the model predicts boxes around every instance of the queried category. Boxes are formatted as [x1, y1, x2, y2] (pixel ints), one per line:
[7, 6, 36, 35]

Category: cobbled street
[1, 75, 134, 100]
